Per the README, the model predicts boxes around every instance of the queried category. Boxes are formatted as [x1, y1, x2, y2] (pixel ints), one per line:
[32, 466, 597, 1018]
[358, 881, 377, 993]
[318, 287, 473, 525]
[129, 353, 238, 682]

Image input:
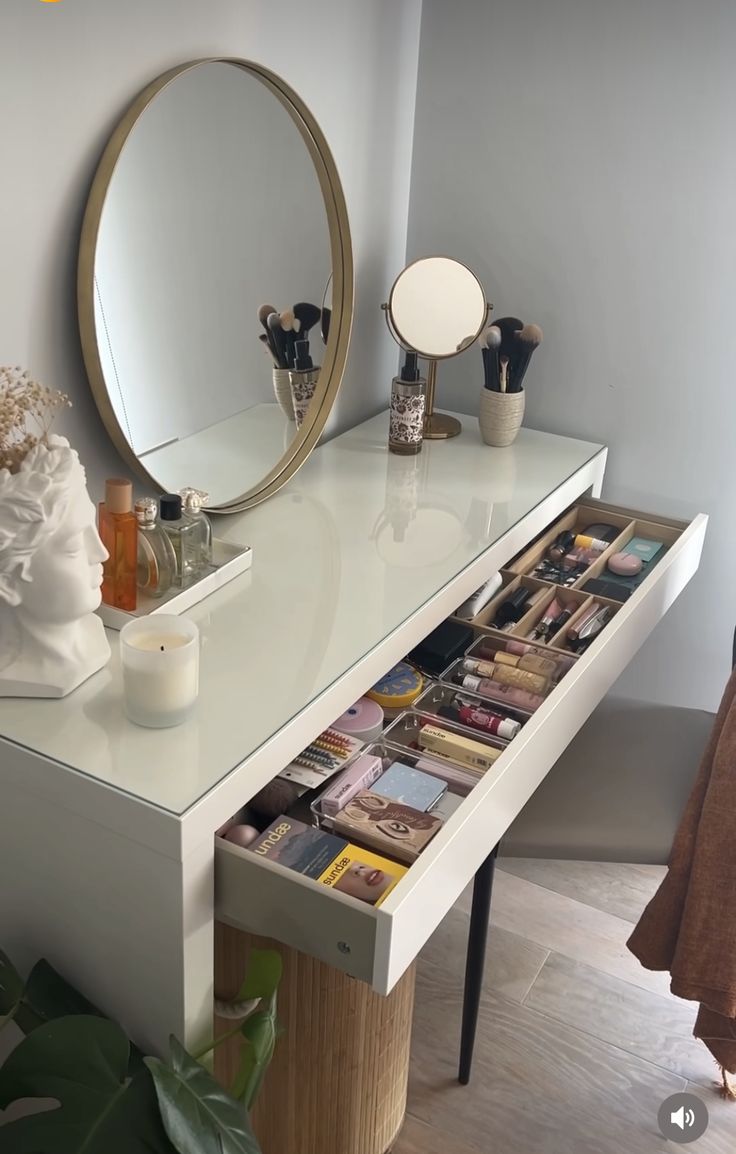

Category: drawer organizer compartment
[215, 498, 707, 995]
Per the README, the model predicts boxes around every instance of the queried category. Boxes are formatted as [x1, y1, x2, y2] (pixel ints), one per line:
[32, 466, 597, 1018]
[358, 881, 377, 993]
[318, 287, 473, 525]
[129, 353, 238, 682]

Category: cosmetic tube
[460, 674, 546, 712]
[463, 658, 550, 696]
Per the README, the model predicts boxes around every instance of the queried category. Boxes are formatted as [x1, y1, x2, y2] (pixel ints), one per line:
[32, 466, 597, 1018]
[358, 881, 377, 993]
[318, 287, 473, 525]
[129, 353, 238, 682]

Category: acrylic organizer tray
[310, 739, 470, 832]
[97, 537, 253, 630]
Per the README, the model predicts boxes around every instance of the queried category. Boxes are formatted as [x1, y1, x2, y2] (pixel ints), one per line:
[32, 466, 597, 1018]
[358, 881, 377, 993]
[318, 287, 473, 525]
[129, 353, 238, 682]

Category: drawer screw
[337, 941, 351, 955]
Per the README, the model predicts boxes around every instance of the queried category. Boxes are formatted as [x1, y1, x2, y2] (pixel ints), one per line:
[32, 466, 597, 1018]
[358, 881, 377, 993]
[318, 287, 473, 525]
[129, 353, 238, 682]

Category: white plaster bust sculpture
[0, 435, 111, 697]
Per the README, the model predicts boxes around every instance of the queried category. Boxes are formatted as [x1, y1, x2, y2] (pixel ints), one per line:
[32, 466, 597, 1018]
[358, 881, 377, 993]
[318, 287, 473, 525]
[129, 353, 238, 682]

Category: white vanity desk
[0, 411, 705, 1067]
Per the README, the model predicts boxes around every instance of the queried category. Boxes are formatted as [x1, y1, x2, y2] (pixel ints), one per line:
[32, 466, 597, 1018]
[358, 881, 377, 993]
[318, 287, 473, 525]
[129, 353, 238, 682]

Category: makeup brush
[267, 311, 288, 368]
[500, 356, 510, 394]
[479, 324, 502, 390]
[259, 333, 278, 366]
[493, 316, 524, 390]
[512, 323, 543, 392]
[321, 306, 331, 344]
[293, 301, 322, 341]
[280, 308, 299, 368]
[258, 303, 279, 362]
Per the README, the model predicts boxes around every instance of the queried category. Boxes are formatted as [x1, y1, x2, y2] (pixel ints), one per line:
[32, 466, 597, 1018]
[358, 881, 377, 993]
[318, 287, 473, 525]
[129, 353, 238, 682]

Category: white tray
[97, 538, 252, 630]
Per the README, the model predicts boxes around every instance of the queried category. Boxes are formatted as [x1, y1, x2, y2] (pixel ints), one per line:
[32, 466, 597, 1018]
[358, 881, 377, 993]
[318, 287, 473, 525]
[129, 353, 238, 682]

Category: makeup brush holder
[479, 387, 525, 447]
[273, 368, 296, 421]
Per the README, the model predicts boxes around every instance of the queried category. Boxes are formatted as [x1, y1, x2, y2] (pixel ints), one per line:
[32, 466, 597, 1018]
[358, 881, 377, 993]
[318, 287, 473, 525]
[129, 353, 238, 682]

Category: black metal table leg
[458, 843, 499, 1085]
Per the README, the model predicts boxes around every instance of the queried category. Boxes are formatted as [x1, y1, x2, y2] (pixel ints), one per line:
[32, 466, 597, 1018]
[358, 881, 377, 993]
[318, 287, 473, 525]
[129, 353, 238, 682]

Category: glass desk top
[0, 412, 604, 814]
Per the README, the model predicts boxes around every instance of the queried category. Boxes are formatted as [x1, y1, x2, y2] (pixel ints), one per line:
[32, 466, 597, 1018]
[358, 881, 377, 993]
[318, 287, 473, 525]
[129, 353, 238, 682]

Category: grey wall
[409, 0, 736, 722]
[2, 0, 422, 500]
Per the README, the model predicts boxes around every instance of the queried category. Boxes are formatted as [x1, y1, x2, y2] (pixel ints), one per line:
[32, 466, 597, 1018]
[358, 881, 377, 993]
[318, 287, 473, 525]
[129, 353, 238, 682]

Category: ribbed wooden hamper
[215, 922, 416, 1154]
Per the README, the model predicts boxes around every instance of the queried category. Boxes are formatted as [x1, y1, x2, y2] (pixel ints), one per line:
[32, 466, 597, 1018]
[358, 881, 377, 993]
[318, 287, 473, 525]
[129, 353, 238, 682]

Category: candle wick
[160, 645, 165, 652]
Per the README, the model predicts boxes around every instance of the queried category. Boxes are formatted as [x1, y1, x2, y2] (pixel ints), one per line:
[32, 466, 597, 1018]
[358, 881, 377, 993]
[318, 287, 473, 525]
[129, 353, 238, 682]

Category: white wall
[1, 0, 422, 499]
[409, 0, 736, 715]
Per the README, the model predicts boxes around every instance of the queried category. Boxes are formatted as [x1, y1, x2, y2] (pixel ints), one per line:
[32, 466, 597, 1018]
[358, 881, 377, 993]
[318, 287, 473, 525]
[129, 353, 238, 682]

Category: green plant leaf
[234, 949, 282, 1003]
[230, 1005, 278, 1111]
[0, 949, 25, 1030]
[145, 1035, 262, 1154]
[0, 1015, 174, 1153]
[0, 953, 144, 1072]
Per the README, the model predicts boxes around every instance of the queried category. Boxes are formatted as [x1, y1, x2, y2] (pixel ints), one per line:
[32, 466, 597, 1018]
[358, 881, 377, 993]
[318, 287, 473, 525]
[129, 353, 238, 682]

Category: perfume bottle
[389, 351, 426, 455]
[159, 493, 197, 587]
[99, 478, 138, 611]
[180, 488, 213, 576]
[135, 498, 177, 599]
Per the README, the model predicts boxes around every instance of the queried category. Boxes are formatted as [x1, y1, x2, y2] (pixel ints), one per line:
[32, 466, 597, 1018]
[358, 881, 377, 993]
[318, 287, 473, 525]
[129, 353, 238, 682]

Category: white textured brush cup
[273, 368, 295, 421]
[479, 388, 525, 447]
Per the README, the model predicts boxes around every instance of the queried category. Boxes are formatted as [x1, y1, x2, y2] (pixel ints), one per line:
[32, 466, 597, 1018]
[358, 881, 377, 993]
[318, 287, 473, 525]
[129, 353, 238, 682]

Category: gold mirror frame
[78, 57, 353, 513]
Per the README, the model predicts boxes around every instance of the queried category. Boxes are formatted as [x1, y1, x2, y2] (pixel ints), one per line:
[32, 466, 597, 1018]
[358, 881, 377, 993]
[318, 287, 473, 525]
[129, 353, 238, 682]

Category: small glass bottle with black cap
[159, 493, 198, 588]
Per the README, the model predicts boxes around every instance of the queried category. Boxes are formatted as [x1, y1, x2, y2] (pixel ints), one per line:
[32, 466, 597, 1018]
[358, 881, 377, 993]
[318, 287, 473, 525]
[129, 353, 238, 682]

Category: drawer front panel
[215, 503, 707, 993]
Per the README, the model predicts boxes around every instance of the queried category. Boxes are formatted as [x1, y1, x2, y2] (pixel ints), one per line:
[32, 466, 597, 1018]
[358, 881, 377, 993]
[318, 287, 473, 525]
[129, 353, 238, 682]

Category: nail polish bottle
[99, 478, 137, 611]
[180, 488, 213, 576]
[389, 351, 426, 455]
[135, 498, 176, 598]
[159, 493, 198, 587]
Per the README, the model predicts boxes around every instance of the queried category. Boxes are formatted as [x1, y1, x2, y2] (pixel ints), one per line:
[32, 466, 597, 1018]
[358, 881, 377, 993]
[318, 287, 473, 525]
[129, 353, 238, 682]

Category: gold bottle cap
[105, 478, 132, 514]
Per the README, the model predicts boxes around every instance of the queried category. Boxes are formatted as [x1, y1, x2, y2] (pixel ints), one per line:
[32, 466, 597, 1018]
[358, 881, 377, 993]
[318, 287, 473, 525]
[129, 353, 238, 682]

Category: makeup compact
[408, 620, 474, 676]
[608, 552, 643, 576]
[332, 697, 385, 744]
[367, 662, 424, 717]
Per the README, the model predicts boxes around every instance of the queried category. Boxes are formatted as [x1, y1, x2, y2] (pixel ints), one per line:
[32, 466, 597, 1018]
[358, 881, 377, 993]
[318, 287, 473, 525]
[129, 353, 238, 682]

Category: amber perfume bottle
[99, 478, 138, 611]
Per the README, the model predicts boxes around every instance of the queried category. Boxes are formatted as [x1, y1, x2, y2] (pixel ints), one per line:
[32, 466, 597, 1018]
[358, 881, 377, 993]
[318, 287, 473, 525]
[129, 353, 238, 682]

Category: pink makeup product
[460, 674, 546, 712]
[608, 552, 643, 576]
[332, 697, 385, 744]
[319, 753, 385, 817]
[567, 601, 600, 645]
[441, 700, 521, 740]
[530, 597, 563, 641]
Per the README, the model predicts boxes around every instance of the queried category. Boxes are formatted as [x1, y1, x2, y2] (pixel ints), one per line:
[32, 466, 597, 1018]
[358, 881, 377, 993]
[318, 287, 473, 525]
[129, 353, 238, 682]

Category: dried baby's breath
[0, 366, 71, 473]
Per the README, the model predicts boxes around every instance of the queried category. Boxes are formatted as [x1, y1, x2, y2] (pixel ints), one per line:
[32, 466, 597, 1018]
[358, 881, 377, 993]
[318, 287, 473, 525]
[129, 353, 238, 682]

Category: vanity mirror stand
[383, 256, 489, 439]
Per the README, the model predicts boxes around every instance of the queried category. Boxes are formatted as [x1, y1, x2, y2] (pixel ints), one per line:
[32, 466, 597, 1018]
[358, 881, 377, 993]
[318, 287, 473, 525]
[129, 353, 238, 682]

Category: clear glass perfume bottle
[180, 488, 213, 576]
[159, 493, 198, 588]
[99, 478, 138, 610]
[135, 498, 177, 599]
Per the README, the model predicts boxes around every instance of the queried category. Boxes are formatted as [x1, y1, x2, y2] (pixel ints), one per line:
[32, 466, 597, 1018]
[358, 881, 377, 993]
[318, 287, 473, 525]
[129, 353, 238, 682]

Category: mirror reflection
[91, 61, 332, 506]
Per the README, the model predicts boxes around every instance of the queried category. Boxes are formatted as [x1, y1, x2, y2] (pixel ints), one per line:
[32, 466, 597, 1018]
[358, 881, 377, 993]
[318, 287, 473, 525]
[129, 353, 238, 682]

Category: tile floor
[394, 859, 735, 1154]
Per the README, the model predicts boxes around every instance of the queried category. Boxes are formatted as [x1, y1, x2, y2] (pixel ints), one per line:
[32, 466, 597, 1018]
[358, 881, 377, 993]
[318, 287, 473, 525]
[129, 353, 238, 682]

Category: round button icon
[658, 1092, 709, 1143]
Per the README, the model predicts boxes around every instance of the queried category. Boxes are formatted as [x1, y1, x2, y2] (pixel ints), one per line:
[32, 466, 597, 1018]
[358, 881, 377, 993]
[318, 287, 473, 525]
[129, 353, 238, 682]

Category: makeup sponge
[608, 552, 643, 576]
[249, 778, 301, 820]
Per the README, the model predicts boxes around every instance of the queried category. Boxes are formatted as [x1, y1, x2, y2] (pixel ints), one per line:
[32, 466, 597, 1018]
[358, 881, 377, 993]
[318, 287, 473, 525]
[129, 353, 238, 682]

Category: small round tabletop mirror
[385, 256, 487, 439]
[79, 58, 353, 511]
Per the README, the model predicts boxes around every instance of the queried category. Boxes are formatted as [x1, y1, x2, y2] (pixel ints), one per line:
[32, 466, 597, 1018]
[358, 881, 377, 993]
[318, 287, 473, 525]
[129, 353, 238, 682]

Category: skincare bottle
[180, 488, 213, 575]
[159, 493, 197, 587]
[289, 339, 320, 428]
[99, 478, 137, 611]
[389, 351, 426, 455]
[135, 498, 177, 599]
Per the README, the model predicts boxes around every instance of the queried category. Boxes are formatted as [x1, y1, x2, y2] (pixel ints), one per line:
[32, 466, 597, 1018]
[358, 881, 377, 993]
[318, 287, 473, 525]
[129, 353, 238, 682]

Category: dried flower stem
[0, 366, 71, 473]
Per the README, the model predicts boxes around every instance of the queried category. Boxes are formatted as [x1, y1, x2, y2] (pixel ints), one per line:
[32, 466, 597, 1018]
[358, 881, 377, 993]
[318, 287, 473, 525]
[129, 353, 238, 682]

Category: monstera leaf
[0, 1015, 174, 1154]
[0, 954, 144, 1072]
[145, 1036, 261, 1154]
[0, 950, 25, 1028]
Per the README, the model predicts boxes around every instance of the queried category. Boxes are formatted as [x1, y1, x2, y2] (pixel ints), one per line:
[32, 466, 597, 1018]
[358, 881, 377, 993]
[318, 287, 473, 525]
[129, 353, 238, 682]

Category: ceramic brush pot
[479, 386, 525, 447]
[273, 367, 296, 420]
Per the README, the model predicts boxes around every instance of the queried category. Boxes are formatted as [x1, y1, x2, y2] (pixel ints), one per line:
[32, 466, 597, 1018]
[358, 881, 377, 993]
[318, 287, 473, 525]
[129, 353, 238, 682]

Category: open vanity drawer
[215, 498, 707, 994]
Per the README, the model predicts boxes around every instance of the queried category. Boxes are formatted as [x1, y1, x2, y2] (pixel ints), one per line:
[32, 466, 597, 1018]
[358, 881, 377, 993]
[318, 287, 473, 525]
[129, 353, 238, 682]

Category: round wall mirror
[79, 58, 353, 512]
[385, 256, 487, 439]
